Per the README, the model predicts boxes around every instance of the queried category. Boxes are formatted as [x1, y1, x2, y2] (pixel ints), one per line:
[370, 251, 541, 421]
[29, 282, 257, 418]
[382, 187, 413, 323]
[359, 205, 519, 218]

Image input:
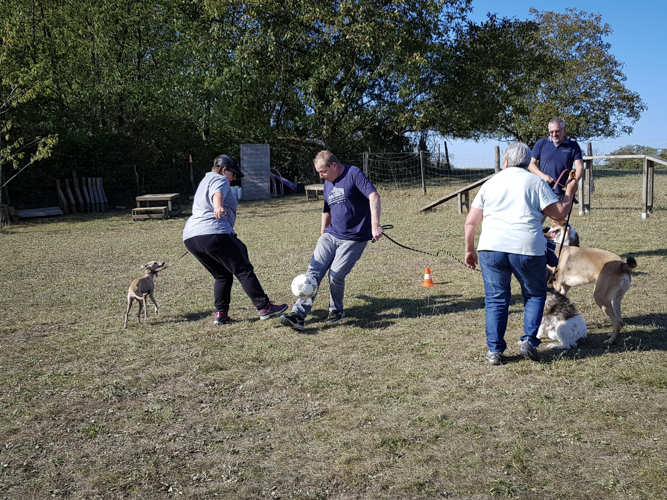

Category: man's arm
[528, 157, 554, 184]
[543, 178, 577, 220]
[464, 207, 483, 269]
[369, 191, 383, 241]
[573, 158, 584, 183]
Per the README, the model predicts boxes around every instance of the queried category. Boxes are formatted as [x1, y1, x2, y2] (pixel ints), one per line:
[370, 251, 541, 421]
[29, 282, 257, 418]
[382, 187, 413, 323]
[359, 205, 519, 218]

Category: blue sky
[444, 0, 667, 167]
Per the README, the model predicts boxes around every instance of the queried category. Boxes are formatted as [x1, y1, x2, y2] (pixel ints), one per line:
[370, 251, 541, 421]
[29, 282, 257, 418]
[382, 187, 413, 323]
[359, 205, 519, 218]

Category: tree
[499, 8, 645, 145]
[0, 86, 58, 228]
[203, 0, 472, 155]
[426, 8, 646, 146]
[424, 15, 551, 141]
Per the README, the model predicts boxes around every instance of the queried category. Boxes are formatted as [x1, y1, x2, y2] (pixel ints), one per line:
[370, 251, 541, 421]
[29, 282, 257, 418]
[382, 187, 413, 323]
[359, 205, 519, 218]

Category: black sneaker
[258, 303, 288, 321]
[326, 310, 345, 324]
[279, 313, 304, 331]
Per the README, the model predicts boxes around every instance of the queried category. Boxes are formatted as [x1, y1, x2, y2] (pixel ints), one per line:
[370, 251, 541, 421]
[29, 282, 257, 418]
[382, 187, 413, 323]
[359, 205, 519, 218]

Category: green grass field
[1, 176, 666, 499]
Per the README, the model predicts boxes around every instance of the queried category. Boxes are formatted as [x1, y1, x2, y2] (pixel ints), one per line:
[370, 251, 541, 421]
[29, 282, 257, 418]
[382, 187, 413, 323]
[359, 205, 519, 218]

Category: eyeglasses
[549, 129, 563, 135]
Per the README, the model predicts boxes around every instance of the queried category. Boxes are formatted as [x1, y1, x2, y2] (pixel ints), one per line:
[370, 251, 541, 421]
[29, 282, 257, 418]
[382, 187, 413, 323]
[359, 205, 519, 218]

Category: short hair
[503, 142, 532, 169]
[313, 150, 339, 167]
[549, 117, 565, 130]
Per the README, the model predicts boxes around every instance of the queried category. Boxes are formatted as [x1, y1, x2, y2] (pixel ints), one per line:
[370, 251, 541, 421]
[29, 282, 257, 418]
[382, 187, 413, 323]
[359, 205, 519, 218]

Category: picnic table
[304, 184, 324, 201]
[133, 193, 181, 219]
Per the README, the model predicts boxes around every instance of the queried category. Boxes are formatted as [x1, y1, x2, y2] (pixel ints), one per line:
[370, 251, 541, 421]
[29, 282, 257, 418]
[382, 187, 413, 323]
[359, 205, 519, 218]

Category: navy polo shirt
[531, 138, 583, 195]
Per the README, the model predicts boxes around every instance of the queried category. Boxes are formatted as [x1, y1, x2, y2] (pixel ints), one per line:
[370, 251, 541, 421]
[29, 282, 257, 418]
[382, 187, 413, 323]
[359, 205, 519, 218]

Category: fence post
[642, 157, 654, 219]
[363, 152, 369, 177]
[419, 150, 426, 195]
[494, 146, 500, 173]
[444, 141, 451, 170]
[581, 143, 593, 215]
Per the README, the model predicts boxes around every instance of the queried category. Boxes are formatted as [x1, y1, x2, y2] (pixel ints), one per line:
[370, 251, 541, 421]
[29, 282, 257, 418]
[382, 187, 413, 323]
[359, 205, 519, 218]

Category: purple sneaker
[258, 303, 288, 321]
[214, 311, 231, 325]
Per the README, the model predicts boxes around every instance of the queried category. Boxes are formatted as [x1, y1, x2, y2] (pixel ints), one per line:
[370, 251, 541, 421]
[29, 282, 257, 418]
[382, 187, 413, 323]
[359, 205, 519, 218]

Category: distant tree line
[0, 1, 645, 207]
[605, 145, 667, 169]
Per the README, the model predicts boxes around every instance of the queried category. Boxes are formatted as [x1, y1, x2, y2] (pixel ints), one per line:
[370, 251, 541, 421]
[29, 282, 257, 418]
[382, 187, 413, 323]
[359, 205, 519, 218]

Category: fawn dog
[124, 260, 165, 328]
[548, 221, 637, 344]
[546, 219, 579, 247]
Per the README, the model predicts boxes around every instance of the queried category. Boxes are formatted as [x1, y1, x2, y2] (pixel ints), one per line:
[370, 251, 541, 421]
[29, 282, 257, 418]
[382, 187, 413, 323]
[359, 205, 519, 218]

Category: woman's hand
[465, 250, 478, 270]
[214, 205, 226, 219]
[212, 192, 225, 219]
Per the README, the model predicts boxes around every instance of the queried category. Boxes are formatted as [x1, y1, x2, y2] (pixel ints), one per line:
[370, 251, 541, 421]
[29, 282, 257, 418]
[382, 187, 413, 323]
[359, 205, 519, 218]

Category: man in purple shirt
[279, 150, 383, 331]
[528, 117, 583, 199]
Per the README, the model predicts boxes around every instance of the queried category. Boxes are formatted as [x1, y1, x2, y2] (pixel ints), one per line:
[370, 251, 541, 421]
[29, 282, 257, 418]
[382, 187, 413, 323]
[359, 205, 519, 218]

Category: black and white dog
[537, 289, 587, 350]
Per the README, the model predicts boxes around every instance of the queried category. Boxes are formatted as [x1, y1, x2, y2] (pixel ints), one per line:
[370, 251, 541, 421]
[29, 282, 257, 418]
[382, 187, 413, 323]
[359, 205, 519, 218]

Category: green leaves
[0, 1, 648, 196]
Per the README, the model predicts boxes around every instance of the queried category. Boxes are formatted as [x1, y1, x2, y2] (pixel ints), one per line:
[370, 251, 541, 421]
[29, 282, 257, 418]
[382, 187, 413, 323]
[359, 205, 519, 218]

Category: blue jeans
[291, 233, 367, 318]
[479, 251, 546, 353]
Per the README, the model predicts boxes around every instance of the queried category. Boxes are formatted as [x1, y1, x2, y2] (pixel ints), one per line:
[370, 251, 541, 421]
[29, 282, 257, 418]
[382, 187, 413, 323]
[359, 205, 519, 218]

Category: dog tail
[624, 256, 638, 272]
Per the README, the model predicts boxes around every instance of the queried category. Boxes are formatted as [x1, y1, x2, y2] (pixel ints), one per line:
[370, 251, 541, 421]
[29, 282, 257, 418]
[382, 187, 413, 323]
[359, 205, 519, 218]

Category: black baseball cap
[214, 154, 244, 178]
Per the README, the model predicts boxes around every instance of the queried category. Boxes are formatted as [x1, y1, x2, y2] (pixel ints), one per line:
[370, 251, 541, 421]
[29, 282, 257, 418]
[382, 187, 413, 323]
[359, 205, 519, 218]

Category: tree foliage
[489, 8, 645, 145]
[0, 1, 647, 207]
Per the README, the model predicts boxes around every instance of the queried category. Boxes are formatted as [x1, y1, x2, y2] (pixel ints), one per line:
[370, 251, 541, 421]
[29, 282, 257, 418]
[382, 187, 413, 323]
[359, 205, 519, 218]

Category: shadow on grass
[533, 312, 667, 363]
[620, 248, 667, 259]
[304, 292, 487, 332]
[13, 209, 191, 228]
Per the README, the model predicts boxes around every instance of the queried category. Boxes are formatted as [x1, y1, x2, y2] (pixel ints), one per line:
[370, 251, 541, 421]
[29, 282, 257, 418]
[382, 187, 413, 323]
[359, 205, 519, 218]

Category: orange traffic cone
[421, 267, 435, 287]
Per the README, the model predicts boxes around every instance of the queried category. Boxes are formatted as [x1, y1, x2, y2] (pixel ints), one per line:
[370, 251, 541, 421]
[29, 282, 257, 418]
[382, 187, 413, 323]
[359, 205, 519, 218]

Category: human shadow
[295, 291, 488, 334]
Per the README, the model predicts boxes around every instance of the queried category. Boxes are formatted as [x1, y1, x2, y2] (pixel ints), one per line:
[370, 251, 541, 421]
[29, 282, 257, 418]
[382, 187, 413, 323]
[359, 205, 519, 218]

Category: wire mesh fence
[339, 151, 496, 192]
[337, 149, 667, 214]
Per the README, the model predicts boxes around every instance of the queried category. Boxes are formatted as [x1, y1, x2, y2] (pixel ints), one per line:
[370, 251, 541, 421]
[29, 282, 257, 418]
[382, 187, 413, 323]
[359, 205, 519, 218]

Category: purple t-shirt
[322, 165, 377, 241]
[531, 137, 583, 195]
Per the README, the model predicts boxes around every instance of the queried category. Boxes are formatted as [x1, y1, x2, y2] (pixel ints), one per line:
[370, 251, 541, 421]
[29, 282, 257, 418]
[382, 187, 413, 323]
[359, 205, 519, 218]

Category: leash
[376, 225, 481, 272]
[555, 170, 577, 261]
[160, 250, 190, 272]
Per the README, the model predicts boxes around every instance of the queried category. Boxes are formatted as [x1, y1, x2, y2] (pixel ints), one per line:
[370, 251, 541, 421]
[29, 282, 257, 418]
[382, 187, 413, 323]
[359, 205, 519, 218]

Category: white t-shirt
[471, 167, 558, 256]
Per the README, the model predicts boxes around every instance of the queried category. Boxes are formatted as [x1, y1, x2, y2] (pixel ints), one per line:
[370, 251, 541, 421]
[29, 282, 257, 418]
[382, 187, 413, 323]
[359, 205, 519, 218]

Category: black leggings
[184, 234, 270, 313]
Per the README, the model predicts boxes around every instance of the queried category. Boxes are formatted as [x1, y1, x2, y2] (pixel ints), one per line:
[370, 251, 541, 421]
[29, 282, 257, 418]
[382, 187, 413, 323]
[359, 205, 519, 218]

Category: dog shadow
[620, 248, 667, 259]
[534, 312, 667, 361]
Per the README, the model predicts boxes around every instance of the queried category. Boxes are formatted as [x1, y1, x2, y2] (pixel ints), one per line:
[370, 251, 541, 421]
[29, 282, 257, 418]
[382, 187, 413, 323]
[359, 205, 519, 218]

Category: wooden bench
[136, 193, 181, 216]
[132, 206, 169, 220]
[304, 184, 324, 201]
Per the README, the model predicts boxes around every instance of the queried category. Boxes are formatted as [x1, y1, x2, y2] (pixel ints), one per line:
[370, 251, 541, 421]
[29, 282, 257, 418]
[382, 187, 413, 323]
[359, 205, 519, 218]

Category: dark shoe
[520, 341, 540, 361]
[486, 351, 503, 365]
[214, 311, 231, 325]
[326, 309, 345, 324]
[279, 313, 305, 331]
[259, 303, 288, 321]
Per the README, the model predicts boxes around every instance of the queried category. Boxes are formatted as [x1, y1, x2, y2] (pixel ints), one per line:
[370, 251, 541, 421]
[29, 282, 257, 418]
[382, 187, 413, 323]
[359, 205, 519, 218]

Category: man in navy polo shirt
[528, 117, 583, 200]
[279, 150, 383, 331]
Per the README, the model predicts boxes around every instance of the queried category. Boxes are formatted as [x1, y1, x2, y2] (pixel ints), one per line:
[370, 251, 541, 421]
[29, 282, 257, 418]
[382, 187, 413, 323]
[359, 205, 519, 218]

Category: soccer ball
[291, 274, 318, 299]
